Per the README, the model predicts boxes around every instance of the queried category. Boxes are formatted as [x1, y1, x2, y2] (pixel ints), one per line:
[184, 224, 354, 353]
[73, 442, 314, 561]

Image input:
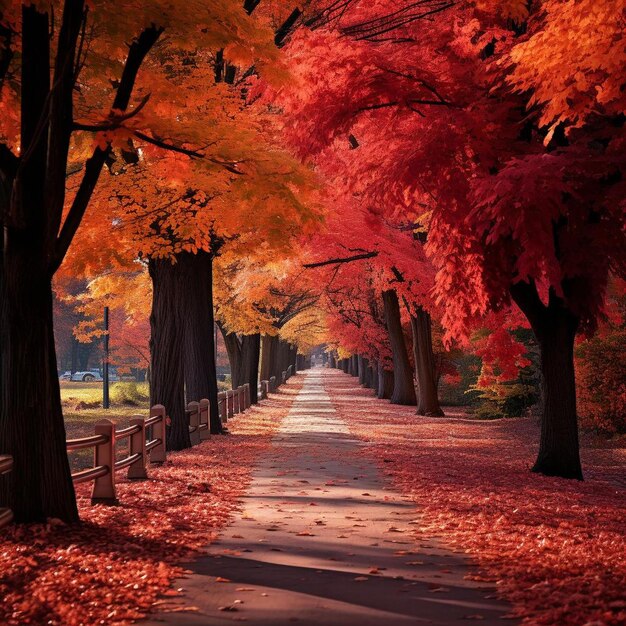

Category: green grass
[61, 382, 151, 471]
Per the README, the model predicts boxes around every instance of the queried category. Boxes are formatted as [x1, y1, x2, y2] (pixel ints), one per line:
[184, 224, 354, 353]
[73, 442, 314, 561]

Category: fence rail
[0, 364, 296, 528]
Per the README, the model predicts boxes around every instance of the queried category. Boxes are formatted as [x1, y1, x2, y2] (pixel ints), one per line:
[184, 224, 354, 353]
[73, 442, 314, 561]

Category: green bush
[111, 382, 150, 406]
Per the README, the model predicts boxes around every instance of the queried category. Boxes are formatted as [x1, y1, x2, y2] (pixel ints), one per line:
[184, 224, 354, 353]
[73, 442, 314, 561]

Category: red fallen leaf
[354, 576, 369, 581]
[219, 605, 238, 612]
[296, 531, 315, 536]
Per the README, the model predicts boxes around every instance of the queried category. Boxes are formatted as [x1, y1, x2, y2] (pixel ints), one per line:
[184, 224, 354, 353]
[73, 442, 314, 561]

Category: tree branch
[51, 25, 162, 274]
[133, 130, 203, 159]
[73, 93, 151, 131]
[303, 251, 378, 268]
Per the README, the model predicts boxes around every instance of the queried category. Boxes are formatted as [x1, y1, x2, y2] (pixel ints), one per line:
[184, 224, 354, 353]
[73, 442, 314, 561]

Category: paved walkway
[147, 369, 512, 625]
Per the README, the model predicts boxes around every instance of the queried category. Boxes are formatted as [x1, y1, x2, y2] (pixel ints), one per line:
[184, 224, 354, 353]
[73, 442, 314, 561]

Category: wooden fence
[0, 378, 277, 528]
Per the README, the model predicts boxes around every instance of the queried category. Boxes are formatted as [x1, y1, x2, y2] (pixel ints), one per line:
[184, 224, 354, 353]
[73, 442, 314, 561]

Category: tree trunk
[241, 333, 260, 404]
[0, 255, 78, 523]
[221, 327, 242, 389]
[342, 358, 349, 374]
[358, 355, 366, 385]
[382, 289, 416, 405]
[377, 361, 394, 399]
[410, 308, 444, 416]
[178, 251, 221, 434]
[149, 258, 189, 450]
[366, 364, 375, 389]
[511, 282, 583, 479]
[260, 334, 278, 381]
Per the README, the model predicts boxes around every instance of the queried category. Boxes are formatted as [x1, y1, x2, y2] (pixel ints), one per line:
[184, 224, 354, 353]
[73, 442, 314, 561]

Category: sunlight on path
[145, 370, 514, 625]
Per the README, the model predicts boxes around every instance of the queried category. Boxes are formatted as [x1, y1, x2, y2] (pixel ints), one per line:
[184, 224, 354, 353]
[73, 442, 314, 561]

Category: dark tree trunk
[511, 282, 583, 479]
[241, 333, 260, 404]
[0, 259, 78, 522]
[149, 258, 189, 450]
[382, 289, 416, 405]
[0, 5, 160, 523]
[273, 340, 290, 382]
[377, 361, 394, 399]
[358, 355, 366, 385]
[366, 364, 375, 389]
[0, 6, 79, 523]
[260, 334, 278, 382]
[342, 358, 349, 374]
[410, 308, 444, 416]
[178, 251, 221, 434]
[221, 327, 243, 389]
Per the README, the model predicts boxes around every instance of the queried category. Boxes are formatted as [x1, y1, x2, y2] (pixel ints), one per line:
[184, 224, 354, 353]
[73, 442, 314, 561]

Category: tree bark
[260, 334, 278, 382]
[149, 258, 189, 451]
[178, 251, 221, 434]
[358, 355, 366, 385]
[221, 327, 243, 389]
[410, 308, 444, 416]
[511, 282, 583, 479]
[241, 333, 260, 404]
[0, 259, 78, 522]
[377, 361, 394, 399]
[382, 289, 416, 405]
[0, 6, 79, 523]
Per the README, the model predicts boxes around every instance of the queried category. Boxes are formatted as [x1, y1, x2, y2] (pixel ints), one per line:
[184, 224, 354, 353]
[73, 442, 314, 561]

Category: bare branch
[303, 251, 378, 268]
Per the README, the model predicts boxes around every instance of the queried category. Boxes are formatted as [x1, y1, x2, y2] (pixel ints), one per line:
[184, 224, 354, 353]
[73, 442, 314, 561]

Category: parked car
[60, 369, 123, 382]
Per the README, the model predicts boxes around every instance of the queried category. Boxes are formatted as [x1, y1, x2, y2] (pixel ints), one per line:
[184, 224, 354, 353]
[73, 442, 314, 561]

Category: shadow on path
[144, 369, 514, 625]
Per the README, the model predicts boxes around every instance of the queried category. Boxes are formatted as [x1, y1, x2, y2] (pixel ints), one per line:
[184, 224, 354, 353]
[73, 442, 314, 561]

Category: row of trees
[270, 0, 625, 480]
[0, 0, 327, 523]
[1, 0, 624, 524]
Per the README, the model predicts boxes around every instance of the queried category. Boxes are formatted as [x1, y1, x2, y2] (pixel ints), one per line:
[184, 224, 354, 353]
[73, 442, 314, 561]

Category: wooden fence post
[91, 419, 117, 504]
[128, 416, 148, 480]
[199, 398, 210, 440]
[260, 380, 269, 399]
[218, 392, 226, 424]
[243, 383, 251, 409]
[149, 404, 167, 464]
[227, 390, 234, 420]
[187, 401, 201, 446]
[233, 388, 240, 415]
[282, 370, 287, 384]
[237, 386, 244, 413]
[270, 376, 276, 391]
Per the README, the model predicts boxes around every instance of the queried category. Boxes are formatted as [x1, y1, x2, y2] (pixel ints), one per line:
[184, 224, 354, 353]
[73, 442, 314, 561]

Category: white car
[59, 370, 103, 382]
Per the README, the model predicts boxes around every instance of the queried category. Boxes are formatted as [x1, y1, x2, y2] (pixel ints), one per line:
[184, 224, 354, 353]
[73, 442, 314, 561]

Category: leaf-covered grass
[328, 371, 626, 626]
[0, 379, 303, 626]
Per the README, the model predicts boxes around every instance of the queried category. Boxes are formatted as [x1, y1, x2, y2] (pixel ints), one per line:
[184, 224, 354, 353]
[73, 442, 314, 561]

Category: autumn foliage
[0, 1, 624, 624]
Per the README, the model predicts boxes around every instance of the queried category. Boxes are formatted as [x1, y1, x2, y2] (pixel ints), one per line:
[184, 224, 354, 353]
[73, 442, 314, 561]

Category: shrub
[111, 382, 150, 406]
[576, 330, 626, 434]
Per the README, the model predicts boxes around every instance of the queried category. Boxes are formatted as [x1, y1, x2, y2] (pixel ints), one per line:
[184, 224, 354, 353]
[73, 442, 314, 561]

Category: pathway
[146, 369, 513, 625]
